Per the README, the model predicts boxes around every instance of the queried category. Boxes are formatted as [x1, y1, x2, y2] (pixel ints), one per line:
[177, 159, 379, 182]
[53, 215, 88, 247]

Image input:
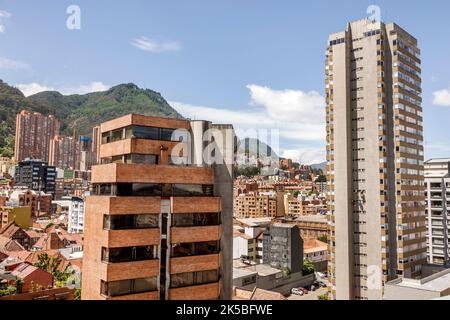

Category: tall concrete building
[14, 110, 60, 163]
[82, 114, 235, 300]
[325, 19, 427, 300]
[424, 159, 450, 265]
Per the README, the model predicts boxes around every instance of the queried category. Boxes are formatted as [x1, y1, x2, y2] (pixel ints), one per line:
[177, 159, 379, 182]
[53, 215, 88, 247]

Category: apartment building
[424, 159, 450, 265]
[14, 159, 57, 199]
[14, 110, 60, 163]
[234, 192, 285, 219]
[81, 114, 234, 300]
[67, 197, 85, 234]
[49, 136, 80, 170]
[326, 19, 427, 300]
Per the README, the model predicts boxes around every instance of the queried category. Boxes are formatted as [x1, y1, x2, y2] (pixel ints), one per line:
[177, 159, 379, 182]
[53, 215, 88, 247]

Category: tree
[292, 190, 300, 198]
[318, 235, 328, 243]
[318, 293, 329, 300]
[302, 258, 315, 275]
[74, 289, 81, 300]
[35, 253, 69, 287]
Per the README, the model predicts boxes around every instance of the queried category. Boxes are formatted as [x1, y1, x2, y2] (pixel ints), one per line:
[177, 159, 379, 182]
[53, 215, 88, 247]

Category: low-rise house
[8, 262, 53, 293]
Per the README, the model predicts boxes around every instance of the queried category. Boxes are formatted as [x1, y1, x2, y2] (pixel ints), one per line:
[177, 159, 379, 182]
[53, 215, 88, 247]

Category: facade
[424, 158, 450, 265]
[0, 206, 32, 229]
[234, 192, 285, 218]
[14, 159, 57, 199]
[67, 197, 85, 234]
[8, 189, 53, 217]
[14, 110, 60, 163]
[82, 114, 234, 300]
[326, 20, 427, 300]
[262, 223, 303, 274]
[49, 136, 80, 170]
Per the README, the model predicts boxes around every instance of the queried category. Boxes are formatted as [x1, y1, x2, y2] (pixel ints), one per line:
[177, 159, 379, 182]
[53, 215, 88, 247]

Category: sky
[1, 0, 450, 164]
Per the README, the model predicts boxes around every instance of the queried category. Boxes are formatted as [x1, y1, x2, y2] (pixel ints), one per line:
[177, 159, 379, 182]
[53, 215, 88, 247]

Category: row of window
[100, 269, 219, 297]
[94, 183, 214, 197]
[102, 125, 182, 145]
[103, 213, 220, 230]
[101, 241, 220, 264]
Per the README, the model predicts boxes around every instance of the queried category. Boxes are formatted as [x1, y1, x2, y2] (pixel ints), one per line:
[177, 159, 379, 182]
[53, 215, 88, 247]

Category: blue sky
[1, 0, 450, 164]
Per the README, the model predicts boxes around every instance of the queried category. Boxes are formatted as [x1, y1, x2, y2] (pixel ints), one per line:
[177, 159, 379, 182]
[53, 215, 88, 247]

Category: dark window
[95, 184, 112, 196]
[103, 214, 159, 230]
[102, 132, 111, 144]
[172, 184, 214, 197]
[172, 213, 220, 227]
[160, 128, 175, 141]
[124, 154, 158, 165]
[116, 183, 162, 196]
[111, 129, 123, 142]
[170, 270, 219, 288]
[101, 277, 157, 297]
[132, 126, 159, 140]
[102, 245, 157, 263]
[171, 241, 220, 257]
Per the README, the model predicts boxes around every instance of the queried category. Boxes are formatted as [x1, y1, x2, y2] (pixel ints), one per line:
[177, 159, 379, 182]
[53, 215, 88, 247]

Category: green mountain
[0, 80, 183, 157]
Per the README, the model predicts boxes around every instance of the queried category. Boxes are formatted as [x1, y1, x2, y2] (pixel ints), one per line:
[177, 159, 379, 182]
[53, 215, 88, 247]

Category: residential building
[14, 110, 60, 163]
[326, 20, 427, 300]
[384, 267, 450, 300]
[262, 223, 303, 274]
[82, 114, 234, 300]
[303, 239, 328, 272]
[49, 135, 80, 170]
[0, 206, 32, 229]
[234, 192, 285, 219]
[67, 197, 84, 234]
[8, 189, 53, 217]
[233, 225, 264, 263]
[14, 159, 57, 199]
[424, 158, 450, 265]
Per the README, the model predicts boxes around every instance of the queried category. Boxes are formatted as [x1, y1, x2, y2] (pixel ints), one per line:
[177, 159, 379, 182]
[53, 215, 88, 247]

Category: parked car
[291, 287, 308, 295]
[315, 280, 327, 288]
[305, 284, 317, 292]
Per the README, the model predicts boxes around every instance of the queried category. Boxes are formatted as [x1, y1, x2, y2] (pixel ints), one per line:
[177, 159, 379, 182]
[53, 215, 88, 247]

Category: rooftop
[387, 268, 450, 293]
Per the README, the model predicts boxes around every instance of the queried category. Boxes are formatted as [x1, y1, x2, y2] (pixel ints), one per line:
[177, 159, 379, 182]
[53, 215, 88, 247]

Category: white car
[291, 288, 305, 296]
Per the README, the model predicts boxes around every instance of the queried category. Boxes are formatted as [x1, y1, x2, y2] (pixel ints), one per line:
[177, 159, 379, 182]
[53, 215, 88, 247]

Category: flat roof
[233, 268, 257, 279]
[388, 269, 450, 292]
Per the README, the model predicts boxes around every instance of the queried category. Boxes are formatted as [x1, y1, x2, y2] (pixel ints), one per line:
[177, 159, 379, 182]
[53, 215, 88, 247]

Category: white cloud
[61, 81, 110, 95]
[16, 81, 110, 97]
[0, 10, 11, 33]
[16, 83, 55, 96]
[169, 84, 327, 165]
[433, 89, 450, 107]
[132, 36, 181, 53]
[0, 57, 30, 70]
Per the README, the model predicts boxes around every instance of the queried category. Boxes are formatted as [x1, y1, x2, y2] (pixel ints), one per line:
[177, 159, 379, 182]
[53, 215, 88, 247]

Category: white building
[67, 197, 85, 234]
[425, 158, 450, 265]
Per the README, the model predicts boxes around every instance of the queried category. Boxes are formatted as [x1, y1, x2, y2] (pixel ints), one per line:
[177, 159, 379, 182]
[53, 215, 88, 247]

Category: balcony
[107, 228, 161, 247]
[171, 226, 221, 243]
[100, 138, 185, 159]
[171, 197, 221, 213]
[100, 259, 160, 282]
[169, 282, 220, 300]
[92, 163, 214, 185]
[105, 291, 159, 300]
[170, 254, 220, 275]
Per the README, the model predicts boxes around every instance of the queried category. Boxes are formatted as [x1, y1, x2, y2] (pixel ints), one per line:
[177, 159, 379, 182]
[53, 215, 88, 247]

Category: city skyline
[1, 1, 450, 164]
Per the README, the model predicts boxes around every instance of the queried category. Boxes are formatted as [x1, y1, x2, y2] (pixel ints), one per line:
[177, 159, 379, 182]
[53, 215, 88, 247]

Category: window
[101, 277, 157, 297]
[160, 128, 176, 141]
[117, 183, 162, 196]
[131, 126, 159, 140]
[172, 184, 214, 197]
[170, 270, 219, 288]
[103, 214, 159, 230]
[171, 241, 220, 257]
[172, 213, 220, 227]
[102, 245, 157, 263]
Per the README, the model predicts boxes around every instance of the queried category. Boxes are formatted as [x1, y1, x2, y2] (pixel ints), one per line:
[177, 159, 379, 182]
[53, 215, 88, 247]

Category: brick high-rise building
[49, 135, 80, 170]
[81, 114, 235, 300]
[325, 19, 427, 300]
[14, 110, 60, 163]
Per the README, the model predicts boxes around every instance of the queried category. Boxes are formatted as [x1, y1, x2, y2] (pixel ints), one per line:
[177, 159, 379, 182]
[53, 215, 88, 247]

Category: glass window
[172, 184, 214, 197]
[104, 214, 159, 230]
[171, 241, 220, 257]
[111, 129, 123, 142]
[172, 213, 220, 227]
[132, 126, 159, 140]
[170, 270, 219, 288]
[160, 128, 175, 141]
[102, 246, 157, 263]
[124, 154, 159, 165]
[101, 277, 157, 297]
[116, 183, 162, 196]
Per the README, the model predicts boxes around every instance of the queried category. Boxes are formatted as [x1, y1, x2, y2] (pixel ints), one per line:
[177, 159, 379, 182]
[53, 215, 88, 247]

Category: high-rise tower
[325, 19, 427, 300]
